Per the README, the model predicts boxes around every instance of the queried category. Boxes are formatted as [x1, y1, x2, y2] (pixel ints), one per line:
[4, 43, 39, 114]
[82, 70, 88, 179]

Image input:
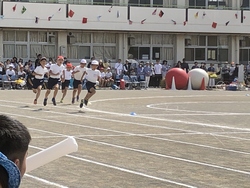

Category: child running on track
[32, 57, 49, 104]
[60, 63, 73, 103]
[43, 56, 64, 106]
[80, 60, 101, 108]
[71, 59, 87, 104]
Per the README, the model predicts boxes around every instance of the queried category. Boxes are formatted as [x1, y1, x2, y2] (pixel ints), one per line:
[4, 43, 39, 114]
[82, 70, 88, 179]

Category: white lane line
[147, 101, 250, 115]
[28, 129, 250, 176]
[1, 105, 250, 156]
[24, 174, 69, 188]
[1, 99, 250, 133]
[29, 145, 197, 188]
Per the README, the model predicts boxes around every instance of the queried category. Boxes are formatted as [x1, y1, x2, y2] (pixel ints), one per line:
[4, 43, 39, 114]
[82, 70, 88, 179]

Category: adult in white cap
[80, 60, 101, 108]
[71, 59, 87, 104]
[43, 55, 65, 106]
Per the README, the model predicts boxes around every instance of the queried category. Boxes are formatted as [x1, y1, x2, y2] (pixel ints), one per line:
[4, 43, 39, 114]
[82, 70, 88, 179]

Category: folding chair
[123, 75, 132, 89]
[1, 75, 12, 90]
[138, 74, 147, 89]
[130, 75, 141, 89]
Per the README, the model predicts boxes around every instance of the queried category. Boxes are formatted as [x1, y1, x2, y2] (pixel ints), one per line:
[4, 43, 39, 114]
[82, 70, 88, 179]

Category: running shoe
[60, 99, 63, 103]
[80, 99, 84, 108]
[84, 99, 88, 106]
[76, 95, 79, 102]
[34, 99, 37, 105]
[52, 97, 56, 106]
[72, 97, 75, 104]
[43, 98, 47, 106]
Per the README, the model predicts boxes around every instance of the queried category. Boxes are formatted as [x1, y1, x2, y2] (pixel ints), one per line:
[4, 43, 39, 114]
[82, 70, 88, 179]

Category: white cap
[91, 60, 99, 65]
[80, 59, 87, 64]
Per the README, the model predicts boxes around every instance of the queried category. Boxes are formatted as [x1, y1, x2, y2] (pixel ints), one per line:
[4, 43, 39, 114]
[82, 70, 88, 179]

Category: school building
[1, 0, 250, 66]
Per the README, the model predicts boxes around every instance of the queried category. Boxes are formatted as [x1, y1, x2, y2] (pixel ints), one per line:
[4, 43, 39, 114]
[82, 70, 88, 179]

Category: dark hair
[0, 165, 8, 188]
[0, 115, 31, 164]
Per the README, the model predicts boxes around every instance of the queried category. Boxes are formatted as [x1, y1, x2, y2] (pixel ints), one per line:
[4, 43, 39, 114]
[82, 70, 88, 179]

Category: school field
[0, 89, 250, 188]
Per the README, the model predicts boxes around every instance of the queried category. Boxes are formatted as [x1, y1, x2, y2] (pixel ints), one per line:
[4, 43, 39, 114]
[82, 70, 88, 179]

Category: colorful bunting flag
[212, 22, 217, 28]
[159, 10, 164, 18]
[82, 17, 87, 24]
[35, 17, 39, 24]
[97, 15, 102, 21]
[225, 21, 230, 26]
[68, 9, 74, 18]
[244, 16, 246, 19]
[48, 15, 53, 21]
[235, 13, 238, 19]
[108, 6, 113, 13]
[12, 4, 17, 12]
[171, 20, 176, 25]
[58, 8, 61, 12]
[141, 19, 146, 24]
[21, 6, 26, 14]
[202, 12, 206, 18]
[183, 21, 187, 26]
[194, 12, 198, 18]
[152, 9, 157, 15]
[117, 11, 120, 18]
[129, 20, 133, 25]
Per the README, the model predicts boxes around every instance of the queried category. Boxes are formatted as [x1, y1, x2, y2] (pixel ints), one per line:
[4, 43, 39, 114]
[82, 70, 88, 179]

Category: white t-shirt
[100, 72, 106, 78]
[154, 64, 162, 74]
[63, 69, 72, 80]
[34, 66, 48, 79]
[85, 68, 101, 83]
[49, 64, 65, 79]
[73, 66, 86, 80]
[6, 69, 15, 76]
[115, 62, 123, 74]
[105, 72, 112, 78]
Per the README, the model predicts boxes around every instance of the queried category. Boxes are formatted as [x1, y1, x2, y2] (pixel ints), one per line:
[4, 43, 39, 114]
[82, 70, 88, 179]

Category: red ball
[165, 68, 188, 89]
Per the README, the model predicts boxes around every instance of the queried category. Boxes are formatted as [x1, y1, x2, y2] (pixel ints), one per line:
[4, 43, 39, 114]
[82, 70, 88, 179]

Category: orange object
[120, 79, 125, 90]
[200, 77, 206, 90]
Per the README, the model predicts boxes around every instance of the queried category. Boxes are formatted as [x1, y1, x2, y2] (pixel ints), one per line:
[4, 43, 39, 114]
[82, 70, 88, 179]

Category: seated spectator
[17, 66, 26, 79]
[191, 62, 199, 69]
[99, 68, 106, 87]
[0, 62, 5, 75]
[6, 65, 15, 81]
[105, 67, 114, 87]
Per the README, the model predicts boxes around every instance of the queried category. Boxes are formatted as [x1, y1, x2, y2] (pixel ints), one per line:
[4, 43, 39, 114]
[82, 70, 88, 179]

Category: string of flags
[3, 4, 249, 28]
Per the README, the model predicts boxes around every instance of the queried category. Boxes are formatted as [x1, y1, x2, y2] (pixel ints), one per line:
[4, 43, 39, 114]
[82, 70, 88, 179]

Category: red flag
[235, 13, 238, 19]
[159, 10, 164, 18]
[225, 21, 230, 26]
[82, 17, 87, 24]
[129, 20, 133, 25]
[212, 22, 217, 28]
[68, 9, 75, 18]
[141, 19, 146, 24]
[171, 20, 176, 25]
[152, 9, 157, 15]
[108, 6, 113, 13]
[12, 4, 17, 12]
[48, 16, 52, 21]
[35, 17, 39, 24]
[183, 21, 187, 26]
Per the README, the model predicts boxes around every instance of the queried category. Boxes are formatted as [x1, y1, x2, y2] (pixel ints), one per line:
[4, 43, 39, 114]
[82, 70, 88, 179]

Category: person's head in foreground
[0, 115, 31, 177]
[0, 152, 21, 188]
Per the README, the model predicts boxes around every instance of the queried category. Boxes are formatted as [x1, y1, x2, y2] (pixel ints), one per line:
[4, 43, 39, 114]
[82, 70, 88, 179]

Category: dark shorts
[62, 80, 70, 90]
[73, 79, 82, 89]
[86, 81, 96, 93]
[47, 77, 60, 90]
[32, 78, 44, 89]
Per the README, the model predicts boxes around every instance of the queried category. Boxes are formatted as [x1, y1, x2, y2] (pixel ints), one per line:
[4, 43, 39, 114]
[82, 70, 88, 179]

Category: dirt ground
[0, 88, 250, 188]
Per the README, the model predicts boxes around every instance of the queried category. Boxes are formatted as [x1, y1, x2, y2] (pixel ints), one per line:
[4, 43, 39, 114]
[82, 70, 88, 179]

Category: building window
[242, 0, 250, 9]
[93, 0, 113, 5]
[189, 0, 228, 8]
[189, 0, 206, 7]
[129, 0, 150, 7]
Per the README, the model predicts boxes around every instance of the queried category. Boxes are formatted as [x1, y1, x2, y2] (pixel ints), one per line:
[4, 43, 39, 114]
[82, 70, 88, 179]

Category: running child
[32, 57, 49, 104]
[43, 56, 64, 106]
[60, 63, 73, 103]
[71, 59, 87, 104]
[80, 60, 101, 108]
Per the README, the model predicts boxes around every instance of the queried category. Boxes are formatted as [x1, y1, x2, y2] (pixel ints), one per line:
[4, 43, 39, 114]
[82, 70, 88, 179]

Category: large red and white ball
[188, 69, 209, 90]
[165, 68, 188, 89]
